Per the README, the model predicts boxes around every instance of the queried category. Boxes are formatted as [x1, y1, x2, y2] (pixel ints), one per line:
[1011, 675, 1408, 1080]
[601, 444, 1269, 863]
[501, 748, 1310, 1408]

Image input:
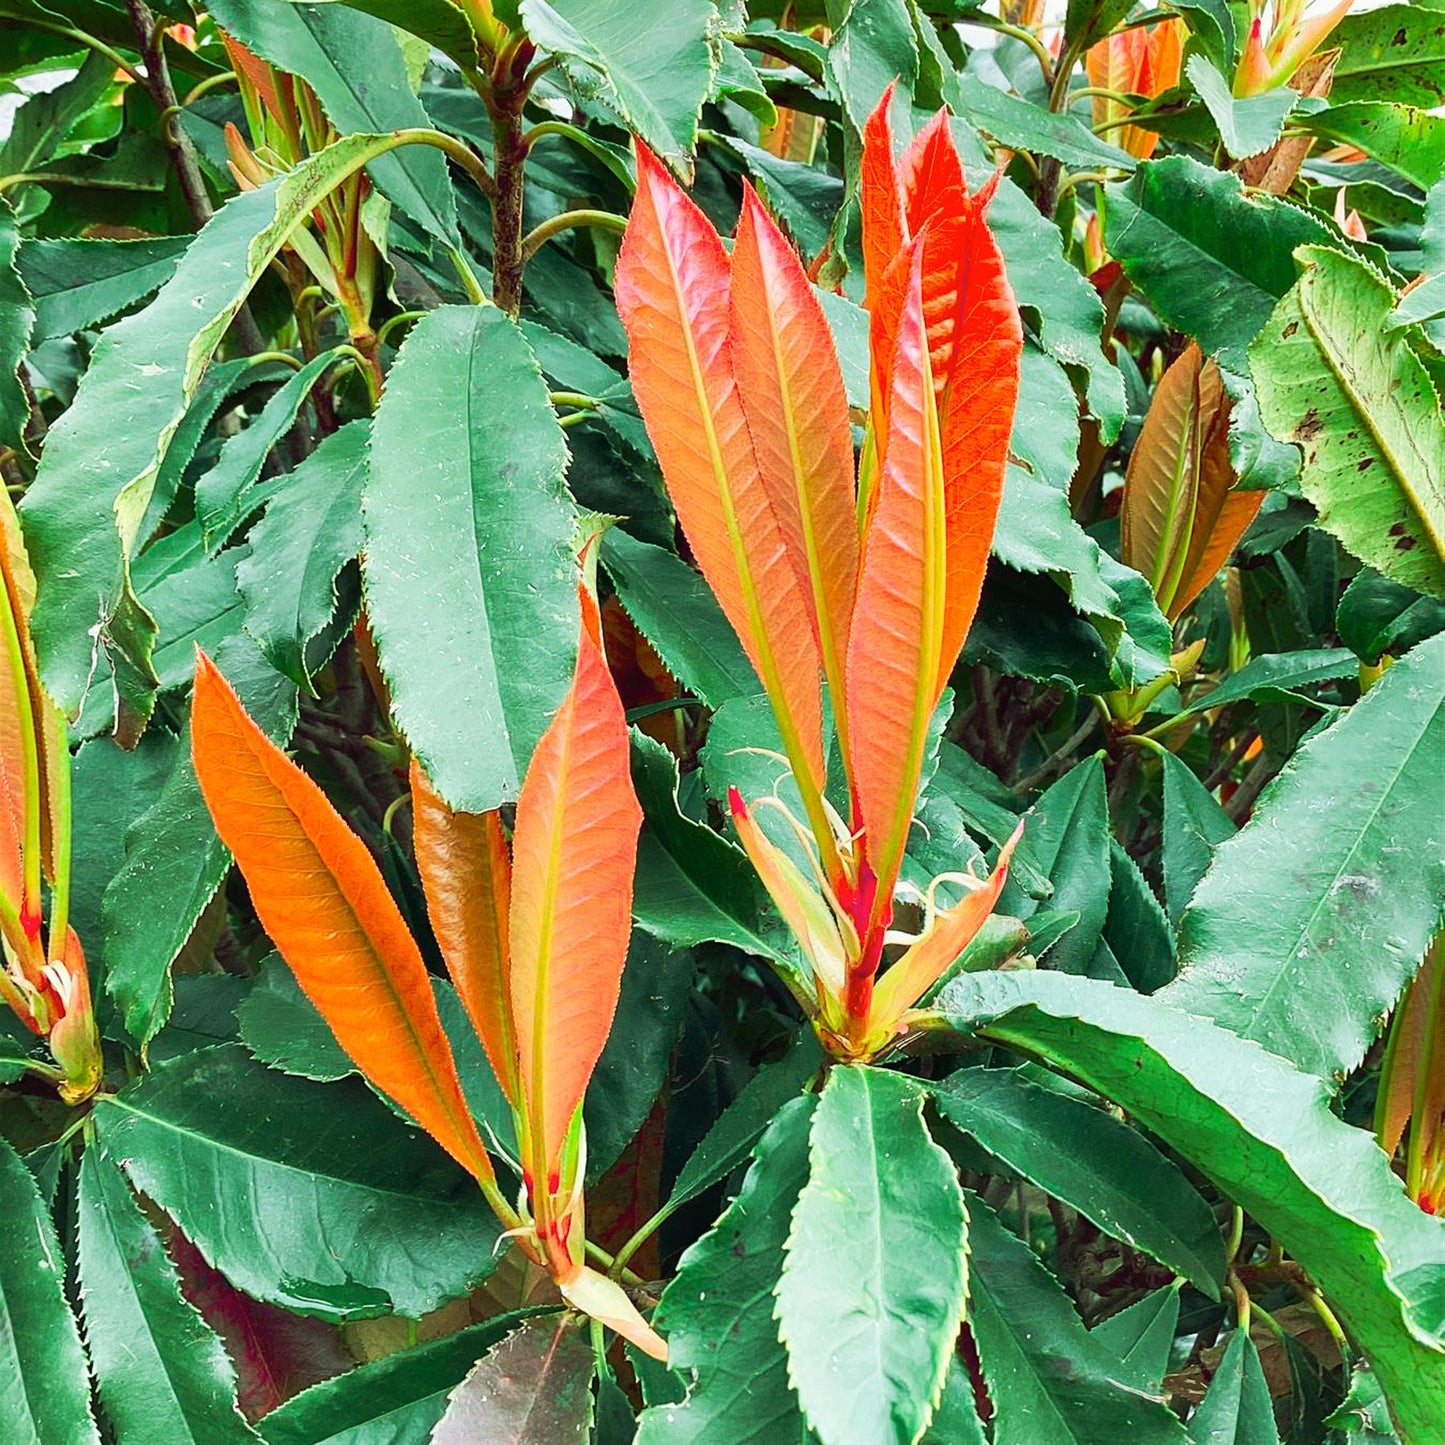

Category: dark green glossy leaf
[431, 1316, 595, 1444]
[518, 0, 714, 165]
[1186, 1331, 1280, 1444]
[195, 349, 347, 551]
[0, 196, 34, 455]
[967, 1194, 1188, 1442]
[236, 418, 367, 687]
[636, 1096, 816, 1444]
[930, 1066, 1223, 1292]
[237, 954, 354, 1083]
[258, 1312, 544, 1445]
[304, 0, 480, 69]
[1337, 568, 1445, 665]
[365, 303, 576, 811]
[20, 134, 418, 717]
[78, 1145, 260, 1444]
[954, 72, 1137, 172]
[630, 732, 789, 965]
[0, 1135, 100, 1445]
[1091, 1285, 1182, 1394]
[1159, 751, 1236, 926]
[1104, 157, 1334, 375]
[93, 1044, 503, 1323]
[777, 1067, 967, 1445]
[1104, 840, 1176, 992]
[919, 1359, 987, 1445]
[204, 0, 457, 240]
[602, 530, 756, 708]
[103, 632, 297, 1047]
[935, 970, 1445, 1435]
[0, 51, 114, 183]
[999, 757, 1113, 977]
[19, 235, 190, 340]
[1165, 631, 1444, 1083]
[1179, 649, 1357, 715]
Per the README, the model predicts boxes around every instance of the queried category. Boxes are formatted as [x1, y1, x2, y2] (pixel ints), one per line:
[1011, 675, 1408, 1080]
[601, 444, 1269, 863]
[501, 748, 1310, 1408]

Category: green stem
[521, 208, 628, 262]
[963, 16, 1055, 83]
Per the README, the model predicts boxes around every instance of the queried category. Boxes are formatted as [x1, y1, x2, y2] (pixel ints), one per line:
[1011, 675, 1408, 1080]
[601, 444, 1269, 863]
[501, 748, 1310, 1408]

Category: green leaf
[69, 730, 180, 983]
[1324, 1363, 1401, 1442]
[0, 50, 114, 183]
[584, 931, 692, 1182]
[1181, 648, 1358, 715]
[236, 418, 367, 687]
[826, 0, 918, 139]
[204, 0, 457, 240]
[919, 1360, 987, 1445]
[998, 757, 1113, 978]
[1249, 245, 1445, 599]
[20, 132, 426, 718]
[78, 1145, 261, 1445]
[601, 530, 757, 708]
[934, 969, 1445, 1435]
[636, 1096, 816, 1445]
[432, 1317, 595, 1444]
[103, 631, 297, 1047]
[0, 196, 35, 455]
[1013, 343, 1081, 493]
[195, 349, 348, 550]
[1091, 1286, 1182, 1394]
[1104, 839, 1177, 992]
[662, 1031, 823, 1219]
[954, 72, 1137, 173]
[133, 526, 246, 693]
[1186, 1331, 1280, 1444]
[0, 1135, 100, 1445]
[365, 303, 577, 811]
[93, 1044, 503, 1323]
[1301, 102, 1445, 192]
[300, 0, 480, 69]
[517, 0, 715, 166]
[630, 732, 788, 965]
[966, 1193, 1188, 1443]
[1337, 568, 1445, 666]
[929, 1066, 1223, 1292]
[237, 953, 355, 1083]
[1169, 0, 1235, 72]
[18, 235, 191, 340]
[777, 1066, 967, 1445]
[258, 1312, 543, 1445]
[1164, 631, 1445, 1083]
[988, 175, 1125, 442]
[1159, 751, 1236, 926]
[1104, 157, 1335, 376]
[1332, 3, 1445, 107]
[716, 136, 843, 265]
[1186, 56, 1297, 161]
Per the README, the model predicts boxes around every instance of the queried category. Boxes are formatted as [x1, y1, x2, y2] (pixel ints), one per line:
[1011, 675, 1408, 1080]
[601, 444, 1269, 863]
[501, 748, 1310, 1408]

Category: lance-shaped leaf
[1121, 345, 1265, 620]
[1086, 20, 1185, 161]
[507, 587, 642, 1181]
[861, 101, 1023, 694]
[846, 252, 947, 928]
[189, 652, 494, 1187]
[411, 762, 517, 1109]
[860, 86, 905, 314]
[615, 144, 826, 806]
[730, 186, 858, 714]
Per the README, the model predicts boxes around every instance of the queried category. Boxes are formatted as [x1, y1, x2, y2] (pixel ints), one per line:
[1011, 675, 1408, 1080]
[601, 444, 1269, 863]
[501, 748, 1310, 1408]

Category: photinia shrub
[0, 0, 1440, 1442]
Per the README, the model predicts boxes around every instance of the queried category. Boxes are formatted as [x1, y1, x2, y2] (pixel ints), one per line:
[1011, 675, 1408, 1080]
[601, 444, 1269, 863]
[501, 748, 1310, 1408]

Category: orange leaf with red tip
[615, 144, 826, 805]
[730, 185, 858, 715]
[845, 251, 948, 935]
[411, 761, 518, 1107]
[506, 587, 642, 1183]
[190, 652, 495, 1188]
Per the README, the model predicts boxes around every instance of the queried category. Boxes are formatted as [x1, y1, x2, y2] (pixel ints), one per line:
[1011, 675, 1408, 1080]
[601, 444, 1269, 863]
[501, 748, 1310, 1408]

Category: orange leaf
[1085, 20, 1184, 160]
[730, 185, 859, 719]
[411, 761, 518, 1108]
[190, 652, 494, 1187]
[860, 83, 906, 316]
[866, 824, 1020, 1036]
[506, 587, 642, 1184]
[615, 144, 826, 808]
[844, 251, 947, 937]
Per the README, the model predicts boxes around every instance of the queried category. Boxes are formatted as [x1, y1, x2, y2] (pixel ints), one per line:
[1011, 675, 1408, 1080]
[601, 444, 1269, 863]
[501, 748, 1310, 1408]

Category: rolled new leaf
[190, 651, 497, 1193]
